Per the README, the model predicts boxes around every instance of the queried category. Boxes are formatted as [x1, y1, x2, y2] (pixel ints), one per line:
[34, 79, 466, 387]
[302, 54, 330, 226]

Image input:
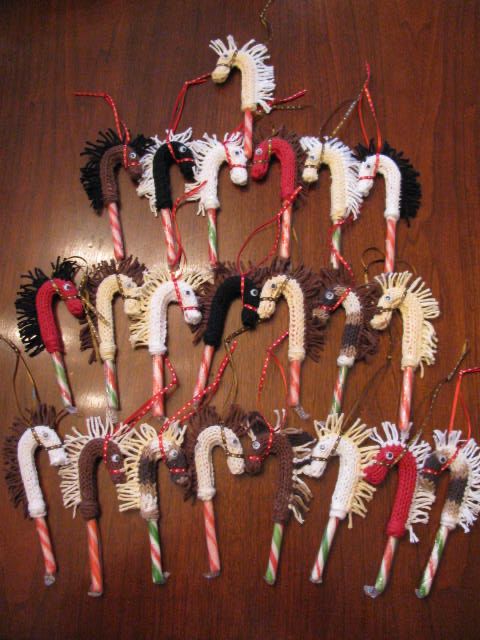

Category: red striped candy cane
[152, 354, 165, 417]
[384, 217, 397, 273]
[160, 208, 178, 267]
[107, 202, 125, 261]
[364, 535, 399, 598]
[51, 351, 75, 413]
[203, 499, 221, 577]
[398, 366, 414, 432]
[264, 522, 284, 585]
[34, 516, 57, 586]
[103, 359, 119, 410]
[206, 208, 218, 266]
[244, 109, 253, 159]
[193, 345, 215, 405]
[288, 359, 301, 408]
[279, 200, 292, 259]
[87, 519, 103, 597]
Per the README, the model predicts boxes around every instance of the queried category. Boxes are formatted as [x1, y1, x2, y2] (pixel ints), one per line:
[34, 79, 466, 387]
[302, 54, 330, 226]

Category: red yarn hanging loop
[170, 180, 207, 268]
[357, 63, 382, 180]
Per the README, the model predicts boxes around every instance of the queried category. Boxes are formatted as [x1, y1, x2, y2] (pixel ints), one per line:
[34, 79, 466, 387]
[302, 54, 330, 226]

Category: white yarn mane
[209, 35, 275, 112]
[300, 136, 363, 220]
[59, 416, 130, 516]
[137, 128, 193, 214]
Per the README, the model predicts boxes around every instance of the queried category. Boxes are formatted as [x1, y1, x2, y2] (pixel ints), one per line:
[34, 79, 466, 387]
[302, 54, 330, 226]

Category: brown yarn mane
[266, 258, 325, 361]
[79, 255, 145, 361]
[191, 262, 270, 345]
[3, 404, 58, 518]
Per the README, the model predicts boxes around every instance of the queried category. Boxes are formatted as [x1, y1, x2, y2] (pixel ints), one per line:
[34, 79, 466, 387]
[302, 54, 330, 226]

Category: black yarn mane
[15, 258, 79, 357]
[355, 139, 421, 223]
[152, 140, 195, 211]
[80, 129, 152, 211]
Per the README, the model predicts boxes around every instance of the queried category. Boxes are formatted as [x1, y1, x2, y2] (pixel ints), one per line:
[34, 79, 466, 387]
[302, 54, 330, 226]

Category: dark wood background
[1, 1, 479, 639]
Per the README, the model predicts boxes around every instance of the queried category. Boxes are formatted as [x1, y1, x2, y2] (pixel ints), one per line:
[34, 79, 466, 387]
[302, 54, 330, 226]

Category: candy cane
[331, 365, 349, 415]
[364, 535, 398, 598]
[310, 516, 339, 584]
[152, 354, 165, 417]
[51, 351, 75, 413]
[385, 217, 397, 273]
[160, 208, 178, 267]
[194, 345, 215, 404]
[264, 522, 284, 585]
[288, 360, 303, 413]
[87, 519, 103, 597]
[103, 359, 119, 411]
[107, 202, 125, 261]
[398, 366, 414, 432]
[244, 109, 253, 159]
[416, 525, 449, 599]
[203, 499, 221, 577]
[34, 516, 57, 586]
[330, 226, 342, 269]
[279, 200, 292, 259]
[148, 519, 168, 584]
[206, 208, 218, 266]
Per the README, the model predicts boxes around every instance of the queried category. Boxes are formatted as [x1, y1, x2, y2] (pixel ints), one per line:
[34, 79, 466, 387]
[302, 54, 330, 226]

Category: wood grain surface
[1, 1, 479, 639]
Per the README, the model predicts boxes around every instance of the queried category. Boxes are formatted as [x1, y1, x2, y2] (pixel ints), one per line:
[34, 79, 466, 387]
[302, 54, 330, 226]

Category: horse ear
[313, 420, 324, 438]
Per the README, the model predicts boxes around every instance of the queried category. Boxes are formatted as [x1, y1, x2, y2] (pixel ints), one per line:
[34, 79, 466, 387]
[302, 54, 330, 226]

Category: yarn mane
[137, 129, 193, 214]
[356, 140, 421, 222]
[191, 262, 269, 345]
[265, 258, 325, 361]
[79, 256, 146, 360]
[80, 129, 153, 211]
[3, 404, 58, 517]
[116, 421, 186, 512]
[129, 264, 211, 348]
[317, 267, 380, 361]
[300, 136, 362, 219]
[375, 272, 439, 372]
[59, 416, 129, 516]
[209, 36, 275, 112]
[16, 258, 79, 356]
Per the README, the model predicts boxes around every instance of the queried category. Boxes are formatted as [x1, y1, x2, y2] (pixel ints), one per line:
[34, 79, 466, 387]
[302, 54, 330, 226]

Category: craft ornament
[3, 404, 67, 586]
[300, 414, 378, 583]
[15, 258, 85, 411]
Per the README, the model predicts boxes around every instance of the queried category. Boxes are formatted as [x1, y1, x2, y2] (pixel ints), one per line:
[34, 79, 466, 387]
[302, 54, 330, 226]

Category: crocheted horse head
[3, 404, 67, 518]
[370, 272, 439, 375]
[364, 422, 433, 541]
[137, 129, 195, 214]
[300, 136, 363, 223]
[186, 132, 248, 215]
[355, 140, 421, 223]
[80, 128, 153, 211]
[251, 128, 305, 204]
[16, 258, 84, 356]
[313, 267, 380, 367]
[300, 414, 378, 524]
[209, 35, 275, 113]
[79, 256, 145, 363]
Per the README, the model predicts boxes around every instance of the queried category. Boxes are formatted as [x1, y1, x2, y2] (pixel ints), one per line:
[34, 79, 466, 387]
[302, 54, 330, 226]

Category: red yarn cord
[74, 91, 132, 169]
[170, 270, 199, 312]
[170, 180, 207, 266]
[168, 73, 211, 134]
[328, 216, 355, 282]
[318, 287, 352, 313]
[448, 367, 480, 439]
[256, 89, 307, 115]
[357, 63, 382, 178]
[257, 331, 289, 402]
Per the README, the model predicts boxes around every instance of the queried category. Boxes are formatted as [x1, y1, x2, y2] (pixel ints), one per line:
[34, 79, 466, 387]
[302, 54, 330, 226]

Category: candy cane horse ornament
[183, 406, 246, 577]
[186, 132, 248, 265]
[251, 129, 305, 259]
[416, 430, 480, 597]
[137, 129, 196, 267]
[356, 141, 421, 273]
[79, 257, 145, 411]
[15, 259, 85, 412]
[128, 265, 210, 416]
[363, 423, 434, 597]
[117, 421, 189, 584]
[59, 416, 128, 596]
[3, 405, 68, 586]
[257, 260, 325, 418]
[209, 35, 275, 158]
[80, 129, 153, 260]
[300, 414, 378, 583]
[300, 137, 363, 268]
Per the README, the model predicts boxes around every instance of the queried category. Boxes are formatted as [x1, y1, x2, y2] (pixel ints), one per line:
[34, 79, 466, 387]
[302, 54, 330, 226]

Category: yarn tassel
[152, 354, 165, 417]
[103, 359, 119, 411]
[279, 199, 292, 259]
[331, 365, 349, 415]
[364, 535, 399, 598]
[34, 516, 57, 586]
[415, 525, 449, 599]
[203, 499, 221, 578]
[148, 519, 168, 584]
[160, 208, 178, 268]
[398, 366, 414, 432]
[193, 345, 215, 406]
[384, 217, 397, 273]
[86, 519, 103, 597]
[310, 516, 339, 584]
[244, 109, 253, 159]
[206, 208, 218, 266]
[51, 351, 75, 413]
[107, 201, 125, 261]
[330, 226, 342, 269]
[264, 522, 284, 585]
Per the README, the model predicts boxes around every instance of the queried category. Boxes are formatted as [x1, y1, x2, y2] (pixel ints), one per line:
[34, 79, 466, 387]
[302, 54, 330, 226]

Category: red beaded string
[317, 287, 352, 313]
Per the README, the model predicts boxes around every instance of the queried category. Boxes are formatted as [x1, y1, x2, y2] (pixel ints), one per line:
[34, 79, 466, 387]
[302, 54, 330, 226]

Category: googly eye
[111, 453, 121, 463]
[234, 149, 240, 156]
[63, 283, 73, 291]
[255, 148, 263, 156]
[325, 291, 335, 301]
[168, 449, 179, 460]
[439, 455, 447, 464]
[384, 295, 391, 302]
[229, 436, 239, 446]
[129, 151, 137, 159]
[385, 451, 394, 461]
[252, 440, 261, 450]
[41, 431, 49, 439]
[319, 444, 326, 450]
[250, 288, 259, 297]
[271, 283, 277, 289]
[309, 154, 316, 160]
[178, 145, 187, 153]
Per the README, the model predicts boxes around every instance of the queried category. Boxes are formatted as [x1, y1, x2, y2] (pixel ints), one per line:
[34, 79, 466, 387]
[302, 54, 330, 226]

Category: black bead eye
[250, 288, 258, 297]
[179, 145, 187, 153]
[129, 151, 137, 159]
[385, 451, 394, 461]
[271, 283, 277, 289]
[111, 453, 120, 463]
[185, 290, 191, 296]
